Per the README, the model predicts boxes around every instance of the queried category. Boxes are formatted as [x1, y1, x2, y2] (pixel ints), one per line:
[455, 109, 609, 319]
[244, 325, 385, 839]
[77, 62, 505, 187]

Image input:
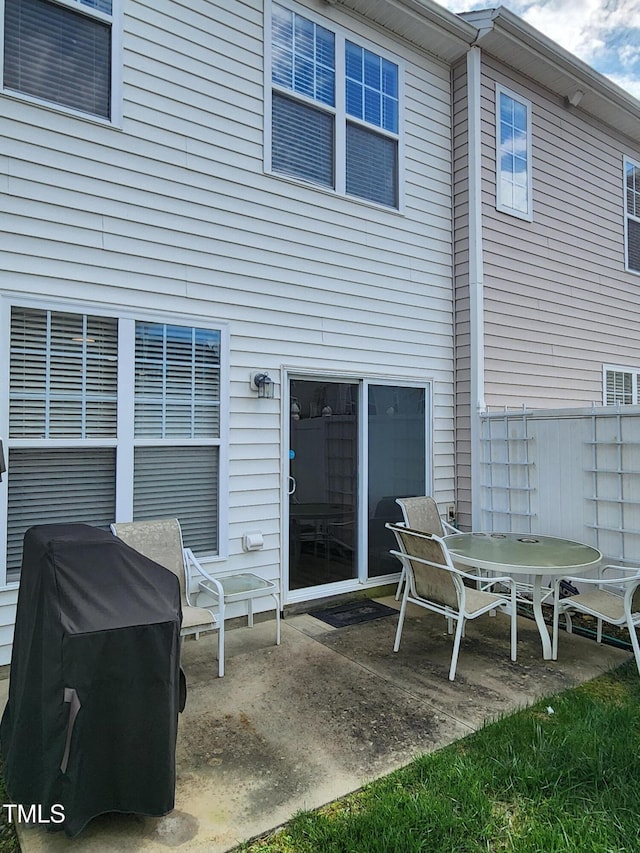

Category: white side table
[197, 573, 281, 648]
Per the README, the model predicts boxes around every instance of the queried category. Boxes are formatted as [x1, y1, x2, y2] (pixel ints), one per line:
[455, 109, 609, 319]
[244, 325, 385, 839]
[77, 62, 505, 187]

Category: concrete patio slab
[9, 596, 632, 853]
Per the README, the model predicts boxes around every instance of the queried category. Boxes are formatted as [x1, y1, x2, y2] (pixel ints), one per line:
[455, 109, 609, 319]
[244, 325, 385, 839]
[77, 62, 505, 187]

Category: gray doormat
[309, 599, 397, 628]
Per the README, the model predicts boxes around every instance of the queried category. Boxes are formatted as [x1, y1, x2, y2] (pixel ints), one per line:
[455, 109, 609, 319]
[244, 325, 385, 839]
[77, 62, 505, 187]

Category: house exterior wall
[479, 54, 640, 411]
[452, 59, 473, 528]
[0, 0, 457, 663]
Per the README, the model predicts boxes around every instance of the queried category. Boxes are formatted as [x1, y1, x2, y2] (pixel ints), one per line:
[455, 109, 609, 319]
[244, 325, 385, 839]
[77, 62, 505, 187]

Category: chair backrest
[395, 496, 445, 538]
[387, 523, 459, 609]
[111, 518, 187, 601]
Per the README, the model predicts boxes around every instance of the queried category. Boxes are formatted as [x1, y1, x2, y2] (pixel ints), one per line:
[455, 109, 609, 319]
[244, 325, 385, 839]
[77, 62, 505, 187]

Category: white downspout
[467, 45, 485, 530]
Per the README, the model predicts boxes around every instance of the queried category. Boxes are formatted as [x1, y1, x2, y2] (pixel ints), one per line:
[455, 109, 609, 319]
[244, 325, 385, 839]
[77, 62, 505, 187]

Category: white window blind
[605, 369, 635, 405]
[9, 307, 118, 438]
[270, 3, 400, 208]
[346, 123, 397, 207]
[133, 322, 221, 553]
[5, 306, 224, 578]
[6, 448, 116, 577]
[133, 446, 219, 554]
[272, 93, 334, 187]
[4, 0, 112, 118]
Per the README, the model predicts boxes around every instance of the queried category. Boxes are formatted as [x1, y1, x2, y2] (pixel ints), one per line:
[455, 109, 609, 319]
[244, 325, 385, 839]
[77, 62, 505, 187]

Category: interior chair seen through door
[394, 496, 458, 600]
[387, 523, 517, 681]
[111, 519, 225, 676]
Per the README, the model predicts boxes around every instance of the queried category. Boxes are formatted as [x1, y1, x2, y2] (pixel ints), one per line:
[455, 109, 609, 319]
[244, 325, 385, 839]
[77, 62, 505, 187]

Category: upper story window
[495, 84, 532, 220]
[3, 0, 119, 121]
[625, 157, 640, 274]
[268, 2, 400, 209]
[604, 366, 638, 405]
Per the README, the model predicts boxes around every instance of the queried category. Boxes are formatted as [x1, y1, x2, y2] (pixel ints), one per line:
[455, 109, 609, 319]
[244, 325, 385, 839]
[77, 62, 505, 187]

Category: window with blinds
[605, 368, 636, 406]
[5, 306, 223, 579]
[3, 0, 113, 119]
[625, 158, 640, 274]
[269, 3, 400, 208]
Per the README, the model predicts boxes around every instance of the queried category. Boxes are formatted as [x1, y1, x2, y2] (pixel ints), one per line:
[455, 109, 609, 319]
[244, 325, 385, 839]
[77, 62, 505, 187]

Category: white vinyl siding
[2, 0, 122, 122]
[3, 305, 224, 579]
[0, 0, 455, 618]
[475, 56, 640, 410]
[604, 367, 638, 405]
[495, 84, 532, 220]
[625, 156, 640, 274]
[267, 0, 401, 209]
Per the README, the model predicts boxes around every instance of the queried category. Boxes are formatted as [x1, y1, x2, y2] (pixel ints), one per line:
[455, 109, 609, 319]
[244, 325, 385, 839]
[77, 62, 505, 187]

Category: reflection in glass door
[367, 385, 426, 577]
[288, 379, 358, 591]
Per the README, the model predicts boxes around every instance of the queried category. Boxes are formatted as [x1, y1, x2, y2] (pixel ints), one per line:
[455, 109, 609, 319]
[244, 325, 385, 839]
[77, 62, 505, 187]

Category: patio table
[444, 532, 602, 659]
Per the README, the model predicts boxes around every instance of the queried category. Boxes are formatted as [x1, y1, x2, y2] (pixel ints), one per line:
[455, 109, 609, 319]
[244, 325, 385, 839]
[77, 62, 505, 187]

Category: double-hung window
[604, 366, 639, 406]
[625, 157, 640, 274]
[3, 0, 119, 121]
[495, 84, 532, 220]
[3, 304, 226, 581]
[269, 2, 400, 208]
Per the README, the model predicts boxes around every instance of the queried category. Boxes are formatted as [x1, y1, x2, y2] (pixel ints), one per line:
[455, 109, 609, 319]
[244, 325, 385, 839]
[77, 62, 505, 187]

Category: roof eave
[463, 6, 640, 144]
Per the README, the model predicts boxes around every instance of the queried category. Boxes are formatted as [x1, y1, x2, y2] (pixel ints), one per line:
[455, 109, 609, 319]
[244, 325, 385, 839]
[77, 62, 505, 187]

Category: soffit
[330, 0, 476, 63]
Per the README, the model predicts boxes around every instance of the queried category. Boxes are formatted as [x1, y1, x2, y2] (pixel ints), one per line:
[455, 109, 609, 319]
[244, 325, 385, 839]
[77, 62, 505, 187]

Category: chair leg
[393, 588, 409, 652]
[395, 567, 406, 601]
[626, 617, 640, 676]
[510, 596, 517, 662]
[596, 618, 603, 644]
[248, 599, 254, 628]
[273, 594, 281, 646]
[449, 616, 465, 681]
[552, 602, 561, 660]
[217, 621, 225, 678]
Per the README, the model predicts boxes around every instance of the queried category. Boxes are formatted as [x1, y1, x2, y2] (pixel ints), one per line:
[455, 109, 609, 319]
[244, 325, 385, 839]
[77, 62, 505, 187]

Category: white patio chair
[552, 565, 640, 674]
[387, 523, 517, 681]
[111, 519, 225, 677]
[394, 496, 458, 600]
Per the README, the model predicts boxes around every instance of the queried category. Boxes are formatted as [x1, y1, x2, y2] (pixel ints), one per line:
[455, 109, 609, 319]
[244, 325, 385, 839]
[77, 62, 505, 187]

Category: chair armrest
[554, 571, 640, 591]
[184, 548, 225, 604]
[389, 550, 513, 588]
[441, 519, 458, 535]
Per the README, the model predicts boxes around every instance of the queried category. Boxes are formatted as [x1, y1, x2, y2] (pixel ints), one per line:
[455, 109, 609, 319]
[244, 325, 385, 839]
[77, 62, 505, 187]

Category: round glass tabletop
[444, 532, 602, 575]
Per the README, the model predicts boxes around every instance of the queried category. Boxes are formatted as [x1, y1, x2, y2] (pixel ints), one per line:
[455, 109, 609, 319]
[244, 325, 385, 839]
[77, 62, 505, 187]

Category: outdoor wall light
[250, 371, 275, 399]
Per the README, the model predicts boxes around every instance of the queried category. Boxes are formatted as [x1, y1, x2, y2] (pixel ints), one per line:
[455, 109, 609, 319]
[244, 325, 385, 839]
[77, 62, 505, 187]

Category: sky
[439, 0, 640, 100]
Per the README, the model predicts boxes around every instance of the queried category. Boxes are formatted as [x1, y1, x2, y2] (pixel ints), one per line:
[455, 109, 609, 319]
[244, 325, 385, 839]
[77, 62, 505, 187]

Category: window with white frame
[4, 305, 224, 579]
[269, 2, 400, 208]
[495, 85, 532, 220]
[604, 366, 639, 406]
[625, 157, 640, 274]
[3, 0, 117, 120]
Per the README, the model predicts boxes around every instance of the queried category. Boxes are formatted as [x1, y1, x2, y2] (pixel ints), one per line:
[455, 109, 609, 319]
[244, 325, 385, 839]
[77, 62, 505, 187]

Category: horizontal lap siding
[0, 0, 455, 609]
[452, 60, 473, 528]
[479, 55, 640, 410]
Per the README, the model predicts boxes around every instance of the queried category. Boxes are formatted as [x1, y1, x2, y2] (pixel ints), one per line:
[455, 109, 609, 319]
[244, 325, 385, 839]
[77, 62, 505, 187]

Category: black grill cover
[0, 523, 183, 837]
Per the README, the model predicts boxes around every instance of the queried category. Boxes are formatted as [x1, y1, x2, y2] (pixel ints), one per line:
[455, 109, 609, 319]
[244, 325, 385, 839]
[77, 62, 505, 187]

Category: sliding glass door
[286, 376, 429, 595]
[288, 378, 358, 591]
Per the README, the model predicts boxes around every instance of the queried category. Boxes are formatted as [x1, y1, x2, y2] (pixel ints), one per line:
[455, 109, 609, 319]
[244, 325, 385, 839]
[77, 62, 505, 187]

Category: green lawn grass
[239, 661, 640, 853]
[0, 761, 18, 853]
